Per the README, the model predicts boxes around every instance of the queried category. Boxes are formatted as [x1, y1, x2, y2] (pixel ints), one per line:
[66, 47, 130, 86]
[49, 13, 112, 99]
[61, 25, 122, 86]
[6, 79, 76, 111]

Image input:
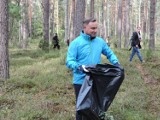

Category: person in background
[106, 36, 111, 47]
[66, 39, 70, 46]
[52, 33, 60, 49]
[66, 18, 120, 120]
[129, 26, 144, 63]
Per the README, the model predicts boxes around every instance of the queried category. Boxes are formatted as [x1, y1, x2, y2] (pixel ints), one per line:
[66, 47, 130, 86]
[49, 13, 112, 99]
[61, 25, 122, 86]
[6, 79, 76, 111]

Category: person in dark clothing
[129, 26, 144, 63]
[66, 39, 70, 46]
[52, 33, 60, 49]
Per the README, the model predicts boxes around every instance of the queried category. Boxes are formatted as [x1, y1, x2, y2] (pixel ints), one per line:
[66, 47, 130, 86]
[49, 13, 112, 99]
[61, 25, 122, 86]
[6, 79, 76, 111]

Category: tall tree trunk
[50, 0, 54, 39]
[0, 0, 9, 79]
[42, 0, 50, 50]
[143, 0, 148, 41]
[114, 0, 118, 36]
[101, 0, 105, 39]
[64, 0, 69, 43]
[103, 0, 108, 40]
[55, 0, 59, 34]
[124, 0, 130, 48]
[138, 0, 142, 26]
[122, 0, 125, 37]
[149, 0, 156, 49]
[90, 0, 94, 18]
[20, 0, 29, 49]
[28, 0, 32, 38]
[70, 0, 76, 41]
[74, 0, 85, 38]
[117, 0, 122, 48]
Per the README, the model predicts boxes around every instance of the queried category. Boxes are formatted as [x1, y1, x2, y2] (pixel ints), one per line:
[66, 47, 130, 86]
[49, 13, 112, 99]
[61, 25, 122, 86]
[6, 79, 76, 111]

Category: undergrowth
[0, 40, 160, 120]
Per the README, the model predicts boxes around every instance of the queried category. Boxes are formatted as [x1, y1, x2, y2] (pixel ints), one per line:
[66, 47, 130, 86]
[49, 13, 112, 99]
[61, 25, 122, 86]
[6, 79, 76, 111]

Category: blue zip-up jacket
[66, 31, 119, 85]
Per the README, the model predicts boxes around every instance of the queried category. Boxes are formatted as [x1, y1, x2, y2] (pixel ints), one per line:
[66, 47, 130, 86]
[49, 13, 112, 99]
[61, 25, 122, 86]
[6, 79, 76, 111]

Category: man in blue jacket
[66, 18, 120, 120]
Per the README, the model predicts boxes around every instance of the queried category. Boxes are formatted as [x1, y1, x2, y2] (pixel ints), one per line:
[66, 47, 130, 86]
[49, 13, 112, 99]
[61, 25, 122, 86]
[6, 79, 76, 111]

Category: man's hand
[78, 65, 89, 72]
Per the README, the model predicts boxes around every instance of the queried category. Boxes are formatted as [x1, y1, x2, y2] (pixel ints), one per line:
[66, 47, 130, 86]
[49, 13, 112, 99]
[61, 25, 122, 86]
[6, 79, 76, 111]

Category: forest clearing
[0, 40, 160, 120]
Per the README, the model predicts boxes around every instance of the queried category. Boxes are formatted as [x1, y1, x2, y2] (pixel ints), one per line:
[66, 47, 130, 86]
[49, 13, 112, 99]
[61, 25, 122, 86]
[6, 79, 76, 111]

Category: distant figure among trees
[66, 39, 70, 46]
[129, 26, 144, 63]
[106, 36, 111, 47]
[52, 33, 60, 49]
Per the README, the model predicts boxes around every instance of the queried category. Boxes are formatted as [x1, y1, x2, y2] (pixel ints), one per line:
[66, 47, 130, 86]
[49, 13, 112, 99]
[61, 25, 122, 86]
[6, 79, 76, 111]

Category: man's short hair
[83, 18, 96, 25]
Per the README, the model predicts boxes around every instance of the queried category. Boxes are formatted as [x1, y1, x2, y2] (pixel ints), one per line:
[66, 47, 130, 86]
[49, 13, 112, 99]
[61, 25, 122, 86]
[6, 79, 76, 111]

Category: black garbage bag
[76, 63, 125, 120]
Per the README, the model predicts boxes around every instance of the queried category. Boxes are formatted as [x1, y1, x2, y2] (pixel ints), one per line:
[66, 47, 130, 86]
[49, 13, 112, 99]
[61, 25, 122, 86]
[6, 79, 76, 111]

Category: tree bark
[50, 0, 54, 39]
[64, 0, 69, 43]
[74, 0, 85, 38]
[28, 0, 32, 38]
[124, 0, 130, 48]
[42, 0, 50, 49]
[142, 0, 148, 41]
[117, 0, 122, 48]
[70, 0, 76, 41]
[20, 0, 29, 49]
[0, 0, 9, 79]
[90, 0, 94, 18]
[149, 0, 156, 49]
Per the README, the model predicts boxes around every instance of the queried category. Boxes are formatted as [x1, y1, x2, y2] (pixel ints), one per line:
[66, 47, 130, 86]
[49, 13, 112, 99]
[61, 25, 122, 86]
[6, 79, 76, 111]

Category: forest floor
[0, 42, 160, 120]
[136, 62, 160, 116]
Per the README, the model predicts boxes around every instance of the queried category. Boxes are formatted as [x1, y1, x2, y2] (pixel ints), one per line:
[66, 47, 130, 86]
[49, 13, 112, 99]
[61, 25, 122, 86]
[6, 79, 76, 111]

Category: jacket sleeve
[66, 41, 81, 71]
[102, 41, 119, 65]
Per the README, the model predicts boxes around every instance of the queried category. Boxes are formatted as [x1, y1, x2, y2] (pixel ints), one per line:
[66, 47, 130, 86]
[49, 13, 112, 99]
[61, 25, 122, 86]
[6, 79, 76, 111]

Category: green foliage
[39, 39, 49, 52]
[32, 20, 43, 38]
[145, 49, 153, 61]
[1, 40, 160, 120]
[9, 2, 21, 20]
[10, 49, 45, 59]
[143, 39, 149, 49]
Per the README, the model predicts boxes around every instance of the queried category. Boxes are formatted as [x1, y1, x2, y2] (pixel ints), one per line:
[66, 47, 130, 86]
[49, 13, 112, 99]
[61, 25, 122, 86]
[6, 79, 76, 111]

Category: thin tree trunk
[50, 0, 54, 39]
[20, 0, 29, 49]
[104, 0, 107, 40]
[0, 0, 9, 79]
[101, 0, 105, 39]
[42, 0, 50, 50]
[117, 0, 122, 48]
[124, 0, 130, 48]
[138, 0, 142, 26]
[74, 0, 85, 38]
[70, 0, 76, 41]
[114, 0, 118, 36]
[55, 0, 59, 34]
[149, 0, 156, 49]
[28, 0, 32, 38]
[143, 0, 148, 41]
[90, 0, 94, 18]
[64, 0, 69, 43]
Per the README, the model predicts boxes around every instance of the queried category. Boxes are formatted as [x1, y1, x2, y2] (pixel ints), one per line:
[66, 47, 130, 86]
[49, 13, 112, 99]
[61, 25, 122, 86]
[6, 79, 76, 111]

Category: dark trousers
[53, 44, 60, 49]
[74, 84, 82, 120]
[74, 84, 101, 120]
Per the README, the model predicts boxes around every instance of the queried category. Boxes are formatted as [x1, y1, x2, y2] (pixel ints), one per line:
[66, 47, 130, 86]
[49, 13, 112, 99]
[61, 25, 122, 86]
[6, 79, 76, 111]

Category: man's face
[84, 21, 98, 38]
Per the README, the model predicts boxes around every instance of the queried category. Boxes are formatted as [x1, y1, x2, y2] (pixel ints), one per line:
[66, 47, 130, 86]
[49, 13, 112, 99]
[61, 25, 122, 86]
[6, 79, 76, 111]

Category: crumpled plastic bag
[76, 63, 125, 120]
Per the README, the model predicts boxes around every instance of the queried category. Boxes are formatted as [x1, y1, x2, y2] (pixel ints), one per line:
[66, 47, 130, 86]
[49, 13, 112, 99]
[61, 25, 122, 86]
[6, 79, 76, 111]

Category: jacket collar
[80, 31, 96, 40]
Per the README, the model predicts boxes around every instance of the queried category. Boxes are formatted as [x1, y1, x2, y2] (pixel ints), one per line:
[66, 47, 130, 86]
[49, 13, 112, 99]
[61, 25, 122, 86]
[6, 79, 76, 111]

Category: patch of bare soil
[135, 63, 157, 84]
[135, 63, 160, 116]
